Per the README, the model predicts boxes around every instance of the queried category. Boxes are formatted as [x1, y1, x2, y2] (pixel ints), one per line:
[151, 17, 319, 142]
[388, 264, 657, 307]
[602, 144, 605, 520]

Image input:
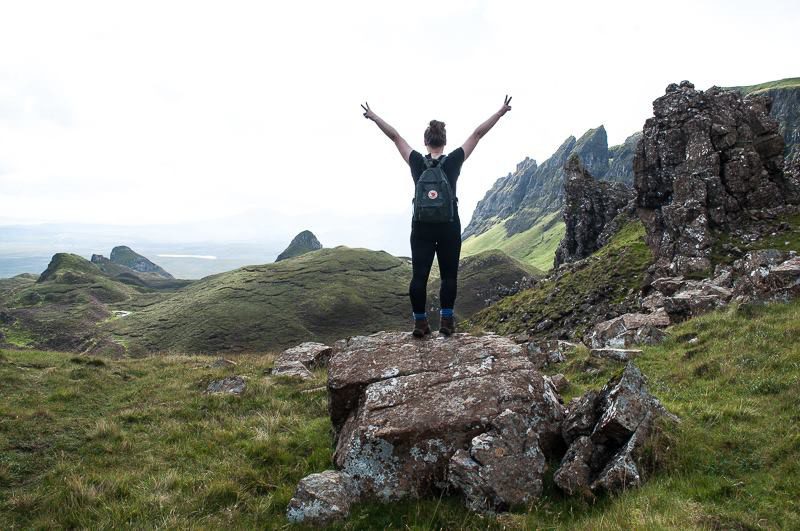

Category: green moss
[467, 220, 653, 337]
[710, 212, 800, 269]
[462, 212, 566, 271]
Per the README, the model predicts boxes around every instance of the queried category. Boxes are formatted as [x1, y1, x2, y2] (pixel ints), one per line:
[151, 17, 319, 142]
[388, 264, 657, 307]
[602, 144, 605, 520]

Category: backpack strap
[423, 154, 448, 168]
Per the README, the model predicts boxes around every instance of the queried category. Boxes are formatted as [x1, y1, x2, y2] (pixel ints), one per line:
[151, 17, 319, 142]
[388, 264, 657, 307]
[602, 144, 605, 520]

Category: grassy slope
[2, 298, 798, 529]
[468, 220, 652, 338]
[461, 211, 566, 272]
[731, 77, 800, 95]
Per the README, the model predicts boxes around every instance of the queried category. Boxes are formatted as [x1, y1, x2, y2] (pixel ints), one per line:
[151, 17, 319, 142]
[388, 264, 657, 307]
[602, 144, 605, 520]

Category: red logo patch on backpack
[427, 190, 439, 200]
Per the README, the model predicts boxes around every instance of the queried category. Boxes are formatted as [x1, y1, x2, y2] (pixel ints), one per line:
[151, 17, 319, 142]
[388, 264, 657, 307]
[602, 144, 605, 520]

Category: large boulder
[286, 334, 677, 524]
[634, 81, 800, 278]
[328, 332, 565, 501]
[555, 155, 636, 267]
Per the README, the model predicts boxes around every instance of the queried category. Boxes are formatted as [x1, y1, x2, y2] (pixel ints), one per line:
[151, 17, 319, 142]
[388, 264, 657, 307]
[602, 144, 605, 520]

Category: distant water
[157, 254, 217, 259]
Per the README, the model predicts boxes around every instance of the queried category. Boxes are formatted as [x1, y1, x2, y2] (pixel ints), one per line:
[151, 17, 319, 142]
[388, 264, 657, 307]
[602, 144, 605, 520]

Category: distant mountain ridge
[464, 126, 637, 241]
[461, 126, 637, 270]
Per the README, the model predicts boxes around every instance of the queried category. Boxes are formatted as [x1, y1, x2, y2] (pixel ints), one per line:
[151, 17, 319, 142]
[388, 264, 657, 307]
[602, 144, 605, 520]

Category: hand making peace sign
[499, 94, 512, 117]
[361, 101, 376, 121]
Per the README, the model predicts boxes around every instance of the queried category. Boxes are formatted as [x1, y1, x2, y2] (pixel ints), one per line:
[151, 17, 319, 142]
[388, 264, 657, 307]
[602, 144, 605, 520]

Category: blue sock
[413, 312, 427, 320]
[440, 308, 454, 318]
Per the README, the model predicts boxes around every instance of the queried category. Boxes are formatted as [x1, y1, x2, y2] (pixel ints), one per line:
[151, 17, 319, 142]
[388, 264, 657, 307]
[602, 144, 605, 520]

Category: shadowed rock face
[276, 230, 322, 261]
[634, 81, 800, 277]
[554, 155, 635, 267]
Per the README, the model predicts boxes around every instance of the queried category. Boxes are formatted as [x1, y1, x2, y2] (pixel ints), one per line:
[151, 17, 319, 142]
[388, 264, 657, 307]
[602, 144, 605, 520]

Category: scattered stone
[271, 341, 333, 381]
[587, 310, 670, 348]
[554, 363, 677, 497]
[286, 470, 358, 524]
[553, 435, 594, 498]
[277, 341, 333, 370]
[527, 340, 576, 368]
[562, 391, 600, 445]
[205, 375, 246, 395]
[271, 361, 314, 380]
[590, 348, 642, 362]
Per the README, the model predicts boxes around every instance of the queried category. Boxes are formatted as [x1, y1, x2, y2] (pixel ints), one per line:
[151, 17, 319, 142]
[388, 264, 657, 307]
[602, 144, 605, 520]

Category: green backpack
[413, 155, 456, 223]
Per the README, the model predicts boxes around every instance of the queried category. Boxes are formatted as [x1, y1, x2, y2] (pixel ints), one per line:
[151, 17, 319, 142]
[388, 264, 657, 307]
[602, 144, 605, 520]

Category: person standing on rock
[361, 96, 512, 337]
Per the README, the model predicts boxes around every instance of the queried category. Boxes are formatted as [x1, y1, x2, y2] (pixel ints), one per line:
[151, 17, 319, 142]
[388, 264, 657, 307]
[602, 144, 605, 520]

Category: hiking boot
[413, 318, 431, 338]
[439, 316, 455, 336]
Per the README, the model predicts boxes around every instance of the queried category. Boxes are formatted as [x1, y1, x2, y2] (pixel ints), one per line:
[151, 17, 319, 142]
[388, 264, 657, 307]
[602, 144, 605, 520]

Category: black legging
[409, 218, 462, 314]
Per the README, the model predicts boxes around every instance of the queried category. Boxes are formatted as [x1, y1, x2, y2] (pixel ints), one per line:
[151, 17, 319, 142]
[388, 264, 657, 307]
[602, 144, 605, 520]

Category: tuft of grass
[728, 77, 800, 95]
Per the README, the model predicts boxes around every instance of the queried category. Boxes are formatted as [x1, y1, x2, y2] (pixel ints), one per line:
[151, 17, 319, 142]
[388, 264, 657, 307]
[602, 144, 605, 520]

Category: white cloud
[0, 0, 798, 256]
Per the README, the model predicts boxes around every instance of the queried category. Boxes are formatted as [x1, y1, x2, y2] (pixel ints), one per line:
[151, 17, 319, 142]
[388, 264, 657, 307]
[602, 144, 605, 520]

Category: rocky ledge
[286, 331, 675, 524]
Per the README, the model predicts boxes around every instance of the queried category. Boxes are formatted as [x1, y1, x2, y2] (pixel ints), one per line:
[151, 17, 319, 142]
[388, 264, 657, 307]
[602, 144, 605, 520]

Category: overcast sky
[1, 0, 798, 256]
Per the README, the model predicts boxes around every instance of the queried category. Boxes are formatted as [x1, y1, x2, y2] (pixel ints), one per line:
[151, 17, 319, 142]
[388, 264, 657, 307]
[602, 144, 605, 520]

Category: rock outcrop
[634, 81, 800, 278]
[107, 246, 173, 278]
[554, 363, 677, 497]
[276, 230, 322, 262]
[287, 332, 675, 524]
[731, 78, 800, 161]
[554, 155, 636, 267]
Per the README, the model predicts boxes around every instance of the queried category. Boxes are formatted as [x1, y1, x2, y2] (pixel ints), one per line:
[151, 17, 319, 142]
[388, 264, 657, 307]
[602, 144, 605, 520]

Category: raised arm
[361, 102, 413, 164]
[461, 95, 512, 161]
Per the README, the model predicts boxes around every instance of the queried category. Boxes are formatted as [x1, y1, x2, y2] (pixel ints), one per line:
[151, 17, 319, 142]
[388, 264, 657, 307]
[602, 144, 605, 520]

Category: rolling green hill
[106, 246, 413, 354]
[106, 246, 539, 354]
[0, 253, 176, 354]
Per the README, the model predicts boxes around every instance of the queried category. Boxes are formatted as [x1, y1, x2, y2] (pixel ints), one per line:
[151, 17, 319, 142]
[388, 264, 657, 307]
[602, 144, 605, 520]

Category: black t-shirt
[408, 146, 465, 198]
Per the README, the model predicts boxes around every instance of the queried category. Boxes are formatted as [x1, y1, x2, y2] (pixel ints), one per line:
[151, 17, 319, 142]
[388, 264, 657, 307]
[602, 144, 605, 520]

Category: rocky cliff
[554, 155, 636, 267]
[102, 245, 174, 279]
[462, 126, 636, 270]
[732, 77, 800, 161]
[634, 80, 800, 277]
[276, 230, 323, 261]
